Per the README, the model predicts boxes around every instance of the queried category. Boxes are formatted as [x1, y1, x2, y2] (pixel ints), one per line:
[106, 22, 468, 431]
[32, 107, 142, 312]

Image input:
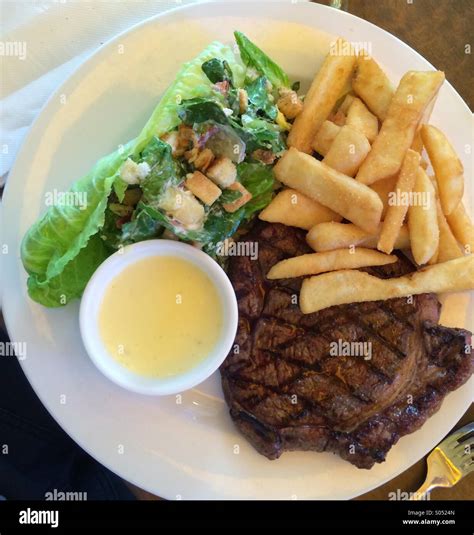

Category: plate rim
[2, 0, 472, 500]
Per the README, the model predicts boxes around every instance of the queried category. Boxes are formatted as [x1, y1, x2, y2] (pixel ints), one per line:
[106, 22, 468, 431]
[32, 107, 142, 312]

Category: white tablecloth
[0, 0, 300, 185]
[0, 0, 196, 184]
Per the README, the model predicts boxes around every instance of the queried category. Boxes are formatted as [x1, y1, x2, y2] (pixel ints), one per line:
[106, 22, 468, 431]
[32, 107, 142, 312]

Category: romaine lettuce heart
[21, 41, 244, 307]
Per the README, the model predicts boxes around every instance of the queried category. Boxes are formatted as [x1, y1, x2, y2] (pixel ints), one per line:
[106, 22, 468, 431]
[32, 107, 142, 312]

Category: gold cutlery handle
[411, 448, 461, 499]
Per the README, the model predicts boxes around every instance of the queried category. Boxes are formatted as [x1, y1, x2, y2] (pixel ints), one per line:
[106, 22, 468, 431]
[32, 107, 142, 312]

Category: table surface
[2, 0, 472, 502]
[348, 0, 473, 110]
[128, 0, 474, 500]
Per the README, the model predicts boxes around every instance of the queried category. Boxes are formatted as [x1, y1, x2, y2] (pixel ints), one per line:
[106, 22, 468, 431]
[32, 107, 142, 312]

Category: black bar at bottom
[0, 499, 471, 533]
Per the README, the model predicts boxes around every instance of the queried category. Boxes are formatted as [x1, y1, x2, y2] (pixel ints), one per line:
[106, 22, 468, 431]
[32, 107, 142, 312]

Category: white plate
[2, 1, 473, 500]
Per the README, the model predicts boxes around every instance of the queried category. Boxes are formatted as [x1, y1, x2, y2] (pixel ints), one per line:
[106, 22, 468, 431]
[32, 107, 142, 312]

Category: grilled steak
[221, 222, 473, 469]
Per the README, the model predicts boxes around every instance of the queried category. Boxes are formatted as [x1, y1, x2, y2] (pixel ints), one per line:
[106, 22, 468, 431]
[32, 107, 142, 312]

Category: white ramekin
[79, 239, 238, 395]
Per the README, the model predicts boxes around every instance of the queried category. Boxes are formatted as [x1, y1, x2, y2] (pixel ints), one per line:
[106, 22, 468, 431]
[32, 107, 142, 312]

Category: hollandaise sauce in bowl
[79, 240, 238, 395]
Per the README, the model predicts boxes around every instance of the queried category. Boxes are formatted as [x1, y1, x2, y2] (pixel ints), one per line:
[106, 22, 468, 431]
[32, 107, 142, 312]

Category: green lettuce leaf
[219, 188, 243, 204]
[178, 98, 229, 125]
[120, 209, 163, 245]
[237, 162, 275, 215]
[201, 58, 234, 85]
[26, 234, 109, 308]
[140, 136, 183, 201]
[177, 91, 284, 156]
[234, 31, 290, 89]
[21, 139, 134, 281]
[123, 41, 245, 157]
[239, 114, 286, 153]
[21, 41, 244, 307]
[245, 76, 278, 120]
[99, 207, 123, 250]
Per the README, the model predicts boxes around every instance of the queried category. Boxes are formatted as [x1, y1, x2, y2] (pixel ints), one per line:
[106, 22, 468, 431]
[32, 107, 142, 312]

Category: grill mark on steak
[220, 222, 473, 469]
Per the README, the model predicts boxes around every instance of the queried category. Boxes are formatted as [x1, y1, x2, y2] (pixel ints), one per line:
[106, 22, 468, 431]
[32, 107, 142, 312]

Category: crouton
[162, 126, 197, 158]
[185, 171, 222, 205]
[177, 124, 197, 151]
[206, 157, 237, 188]
[161, 131, 183, 157]
[122, 188, 143, 206]
[184, 147, 199, 164]
[251, 149, 276, 165]
[277, 89, 303, 120]
[222, 182, 252, 213]
[193, 148, 215, 172]
[238, 88, 248, 114]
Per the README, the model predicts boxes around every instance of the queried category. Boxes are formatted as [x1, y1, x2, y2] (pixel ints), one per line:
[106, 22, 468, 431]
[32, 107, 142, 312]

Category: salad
[21, 32, 302, 307]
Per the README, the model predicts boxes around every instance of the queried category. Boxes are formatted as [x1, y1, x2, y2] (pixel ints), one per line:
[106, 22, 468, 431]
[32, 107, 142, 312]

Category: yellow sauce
[99, 256, 223, 378]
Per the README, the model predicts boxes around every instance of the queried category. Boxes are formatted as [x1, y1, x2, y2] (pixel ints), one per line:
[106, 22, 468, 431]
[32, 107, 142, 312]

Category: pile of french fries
[259, 38, 474, 314]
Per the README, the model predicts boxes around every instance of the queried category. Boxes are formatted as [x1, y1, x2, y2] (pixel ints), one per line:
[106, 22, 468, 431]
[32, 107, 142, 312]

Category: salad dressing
[99, 256, 223, 378]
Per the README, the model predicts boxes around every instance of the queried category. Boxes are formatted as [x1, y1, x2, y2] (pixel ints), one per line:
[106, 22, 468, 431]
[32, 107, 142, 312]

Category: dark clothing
[0, 322, 135, 500]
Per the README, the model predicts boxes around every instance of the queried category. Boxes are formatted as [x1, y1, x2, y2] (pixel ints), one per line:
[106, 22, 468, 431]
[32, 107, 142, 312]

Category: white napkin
[0, 0, 195, 184]
[0, 0, 302, 185]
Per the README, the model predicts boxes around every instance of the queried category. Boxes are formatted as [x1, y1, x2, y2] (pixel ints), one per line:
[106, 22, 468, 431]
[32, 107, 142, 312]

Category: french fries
[329, 109, 346, 126]
[287, 38, 356, 153]
[446, 202, 474, 254]
[345, 97, 379, 143]
[370, 175, 398, 218]
[338, 94, 356, 114]
[267, 248, 397, 280]
[274, 147, 383, 233]
[300, 255, 474, 314]
[408, 167, 439, 265]
[256, 38, 471, 317]
[411, 94, 436, 168]
[259, 188, 341, 230]
[322, 125, 371, 177]
[377, 149, 420, 253]
[434, 199, 463, 263]
[312, 120, 341, 156]
[420, 96, 437, 127]
[427, 248, 439, 265]
[425, 175, 440, 265]
[356, 71, 445, 185]
[411, 129, 429, 169]
[352, 54, 394, 120]
[421, 125, 464, 215]
[411, 129, 424, 154]
[306, 222, 410, 252]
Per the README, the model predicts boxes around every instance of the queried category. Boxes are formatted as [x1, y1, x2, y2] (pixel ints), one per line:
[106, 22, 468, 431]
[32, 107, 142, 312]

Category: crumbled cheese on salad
[159, 186, 205, 230]
[120, 158, 151, 184]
